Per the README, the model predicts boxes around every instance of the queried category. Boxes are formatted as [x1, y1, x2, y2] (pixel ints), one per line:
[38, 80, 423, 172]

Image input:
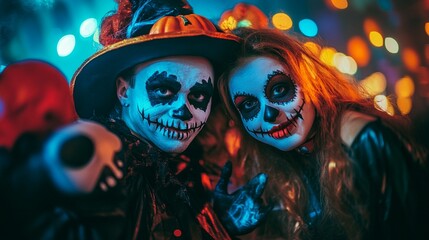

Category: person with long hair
[217, 27, 429, 239]
[0, 0, 271, 239]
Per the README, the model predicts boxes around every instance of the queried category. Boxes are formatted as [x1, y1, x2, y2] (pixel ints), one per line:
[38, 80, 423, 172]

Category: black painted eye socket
[235, 96, 260, 121]
[265, 72, 297, 104]
[188, 92, 208, 103]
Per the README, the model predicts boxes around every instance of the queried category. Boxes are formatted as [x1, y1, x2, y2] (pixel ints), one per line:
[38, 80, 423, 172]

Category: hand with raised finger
[43, 120, 124, 194]
[213, 161, 272, 236]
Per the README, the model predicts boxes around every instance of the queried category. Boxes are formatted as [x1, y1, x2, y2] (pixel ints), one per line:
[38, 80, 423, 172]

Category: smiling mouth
[139, 109, 205, 140]
[247, 99, 305, 139]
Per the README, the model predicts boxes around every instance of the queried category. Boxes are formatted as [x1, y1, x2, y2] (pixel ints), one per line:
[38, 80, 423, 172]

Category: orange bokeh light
[347, 36, 371, 67]
[331, 0, 348, 9]
[402, 47, 420, 72]
[363, 18, 382, 36]
[395, 75, 415, 98]
[397, 97, 412, 115]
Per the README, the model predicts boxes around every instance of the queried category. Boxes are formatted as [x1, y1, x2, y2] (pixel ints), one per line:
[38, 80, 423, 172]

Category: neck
[296, 133, 315, 155]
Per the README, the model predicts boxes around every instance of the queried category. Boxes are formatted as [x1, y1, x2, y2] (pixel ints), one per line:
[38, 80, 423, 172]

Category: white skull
[44, 120, 122, 194]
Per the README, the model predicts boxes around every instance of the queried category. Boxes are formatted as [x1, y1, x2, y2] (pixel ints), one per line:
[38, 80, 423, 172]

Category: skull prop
[44, 120, 123, 194]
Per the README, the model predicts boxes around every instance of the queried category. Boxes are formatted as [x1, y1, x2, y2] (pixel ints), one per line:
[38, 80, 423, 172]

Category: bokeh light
[237, 19, 252, 28]
[360, 72, 387, 96]
[320, 47, 337, 66]
[57, 34, 76, 57]
[363, 18, 382, 36]
[395, 75, 415, 98]
[374, 95, 388, 112]
[299, 19, 318, 37]
[374, 95, 394, 115]
[304, 41, 322, 56]
[347, 36, 371, 67]
[385, 37, 399, 53]
[93, 29, 100, 44]
[402, 47, 420, 72]
[397, 97, 412, 115]
[425, 22, 429, 36]
[369, 31, 383, 47]
[219, 16, 237, 32]
[272, 13, 293, 31]
[377, 0, 393, 11]
[330, 0, 348, 10]
[334, 52, 358, 75]
[79, 18, 97, 38]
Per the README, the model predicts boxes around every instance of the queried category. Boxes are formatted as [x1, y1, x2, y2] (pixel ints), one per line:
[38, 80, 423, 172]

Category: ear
[116, 77, 129, 102]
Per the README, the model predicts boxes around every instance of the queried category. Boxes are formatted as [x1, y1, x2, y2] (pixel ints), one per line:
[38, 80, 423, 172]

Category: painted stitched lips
[139, 108, 205, 140]
[247, 99, 304, 139]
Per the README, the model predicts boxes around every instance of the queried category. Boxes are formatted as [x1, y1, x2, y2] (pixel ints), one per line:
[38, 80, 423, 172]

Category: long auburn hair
[217, 27, 418, 239]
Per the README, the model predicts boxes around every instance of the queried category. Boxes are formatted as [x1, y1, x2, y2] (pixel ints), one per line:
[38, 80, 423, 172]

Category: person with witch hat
[0, 0, 271, 239]
[67, 0, 271, 239]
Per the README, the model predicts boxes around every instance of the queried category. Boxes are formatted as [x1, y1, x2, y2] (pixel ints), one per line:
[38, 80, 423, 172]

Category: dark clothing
[345, 119, 429, 239]
[0, 119, 230, 240]
[244, 119, 429, 240]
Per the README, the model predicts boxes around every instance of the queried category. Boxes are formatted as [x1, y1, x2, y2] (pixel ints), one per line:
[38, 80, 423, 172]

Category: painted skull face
[229, 56, 315, 151]
[119, 56, 214, 153]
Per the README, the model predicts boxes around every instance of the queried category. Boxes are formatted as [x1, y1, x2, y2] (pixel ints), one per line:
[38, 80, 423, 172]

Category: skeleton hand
[213, 161, 272, 236]
[43, 120, 123, 194]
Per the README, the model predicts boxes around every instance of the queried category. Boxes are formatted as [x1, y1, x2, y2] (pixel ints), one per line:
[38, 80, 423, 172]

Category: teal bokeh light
[299, 19, 318, 37]
[80, 18, 98, 38]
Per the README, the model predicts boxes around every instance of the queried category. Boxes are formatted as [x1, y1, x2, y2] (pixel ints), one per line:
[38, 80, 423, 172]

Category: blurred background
[1, 0, 428, 147]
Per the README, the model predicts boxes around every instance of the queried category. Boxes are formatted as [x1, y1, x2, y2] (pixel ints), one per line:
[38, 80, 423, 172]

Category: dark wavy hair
[217, 27, 424, 239]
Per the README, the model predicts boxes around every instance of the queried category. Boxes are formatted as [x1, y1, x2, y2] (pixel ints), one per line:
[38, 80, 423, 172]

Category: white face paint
[229, 56, 315, 151]
[119, 56, 214, 153]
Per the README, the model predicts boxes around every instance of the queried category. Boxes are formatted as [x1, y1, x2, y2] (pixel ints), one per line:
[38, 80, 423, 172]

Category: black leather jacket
[344, 119, 429, 239]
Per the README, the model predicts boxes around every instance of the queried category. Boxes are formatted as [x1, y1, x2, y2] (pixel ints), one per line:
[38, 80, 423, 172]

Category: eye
[272, 84, 286, 98]
[154, 87, 174, 97]
[241, 99, 258, 111]
[234, 95, 260, 121]
[265, 71, 297, 104]
[188, 92, 207, 103]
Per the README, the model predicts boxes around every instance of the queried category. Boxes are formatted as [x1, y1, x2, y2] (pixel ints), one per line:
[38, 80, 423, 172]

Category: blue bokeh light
[299, 18, 318, 37]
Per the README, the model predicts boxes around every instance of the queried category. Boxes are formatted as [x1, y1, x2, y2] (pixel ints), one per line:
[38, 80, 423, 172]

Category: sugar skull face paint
[118, 56, 214, 153]
[229, 56, 315, 151]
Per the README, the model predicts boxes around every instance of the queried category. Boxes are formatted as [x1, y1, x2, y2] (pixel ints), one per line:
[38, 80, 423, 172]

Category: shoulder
[340, 110, 377, 147]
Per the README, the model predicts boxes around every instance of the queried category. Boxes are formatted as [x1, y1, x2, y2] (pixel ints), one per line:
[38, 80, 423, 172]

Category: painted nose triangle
[264, 105, 279, 122]
[173, 104, 193, 121]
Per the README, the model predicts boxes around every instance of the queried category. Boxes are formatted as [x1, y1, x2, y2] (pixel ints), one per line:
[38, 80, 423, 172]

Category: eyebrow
[189, 77, 213, 94]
